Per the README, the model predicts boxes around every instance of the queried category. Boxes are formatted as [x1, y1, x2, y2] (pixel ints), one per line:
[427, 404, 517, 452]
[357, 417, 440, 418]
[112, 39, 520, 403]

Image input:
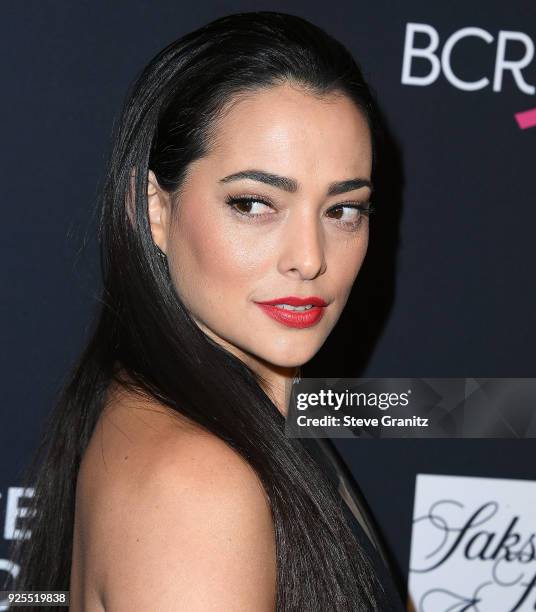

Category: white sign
[408, 474, 536, 611]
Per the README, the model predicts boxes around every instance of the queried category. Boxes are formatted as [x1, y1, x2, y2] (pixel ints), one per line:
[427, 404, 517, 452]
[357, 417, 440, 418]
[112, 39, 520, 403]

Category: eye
[225, 195, 275, 217]
[325, 202, 374, 230]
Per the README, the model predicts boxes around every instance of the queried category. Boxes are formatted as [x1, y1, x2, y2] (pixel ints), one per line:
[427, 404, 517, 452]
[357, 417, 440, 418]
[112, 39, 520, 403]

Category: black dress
[298, 435, 406, 611]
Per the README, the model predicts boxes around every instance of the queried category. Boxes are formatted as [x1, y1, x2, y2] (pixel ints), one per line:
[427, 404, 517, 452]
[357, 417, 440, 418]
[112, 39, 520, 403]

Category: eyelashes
[224, 194, 375, 231]
[226, 195, 277, 217]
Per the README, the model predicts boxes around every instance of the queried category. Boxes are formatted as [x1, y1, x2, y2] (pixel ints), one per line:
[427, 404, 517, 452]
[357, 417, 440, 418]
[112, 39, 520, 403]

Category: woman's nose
[277, 211, 327, 281]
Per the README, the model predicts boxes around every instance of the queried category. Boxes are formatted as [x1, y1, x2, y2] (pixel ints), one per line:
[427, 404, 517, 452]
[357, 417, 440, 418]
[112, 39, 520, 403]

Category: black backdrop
[1, 0, 535, 599]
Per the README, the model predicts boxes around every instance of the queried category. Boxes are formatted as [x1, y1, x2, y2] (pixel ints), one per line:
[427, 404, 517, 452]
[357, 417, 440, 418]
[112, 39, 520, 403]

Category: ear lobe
[125, 168, 169, 254]
[147, 169, 170, 254]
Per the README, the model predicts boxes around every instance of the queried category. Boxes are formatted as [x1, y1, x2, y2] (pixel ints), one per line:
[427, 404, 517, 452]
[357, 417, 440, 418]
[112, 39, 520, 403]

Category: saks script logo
[412, 499, 536, 611]
[401, 23, 536, 129]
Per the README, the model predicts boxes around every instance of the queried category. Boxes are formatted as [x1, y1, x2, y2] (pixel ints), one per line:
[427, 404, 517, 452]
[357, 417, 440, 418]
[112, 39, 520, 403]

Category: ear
[147, 169, 171, 254]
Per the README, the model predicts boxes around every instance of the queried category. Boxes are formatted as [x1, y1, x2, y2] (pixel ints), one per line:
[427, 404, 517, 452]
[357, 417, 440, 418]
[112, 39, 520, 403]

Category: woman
[7, 11, 405, 611]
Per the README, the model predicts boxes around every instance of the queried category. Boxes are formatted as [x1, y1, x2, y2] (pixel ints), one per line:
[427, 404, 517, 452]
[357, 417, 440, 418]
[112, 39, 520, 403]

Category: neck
[194, 320, 299, 416]
[228, 348, 298, 417]
[249, 360, 299, 418]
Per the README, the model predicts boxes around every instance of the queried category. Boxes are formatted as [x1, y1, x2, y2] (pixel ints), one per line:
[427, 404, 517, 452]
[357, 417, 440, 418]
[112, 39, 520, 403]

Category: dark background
[1, 0, 535, 598]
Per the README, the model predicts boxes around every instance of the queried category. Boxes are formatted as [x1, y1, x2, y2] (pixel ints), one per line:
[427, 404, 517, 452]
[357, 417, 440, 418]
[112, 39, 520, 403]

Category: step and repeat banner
[1, 2, 535, 610]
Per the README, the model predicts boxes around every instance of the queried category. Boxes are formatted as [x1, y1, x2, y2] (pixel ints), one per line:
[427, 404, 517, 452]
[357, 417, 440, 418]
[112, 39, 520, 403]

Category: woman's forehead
[201, 84, 372, 181]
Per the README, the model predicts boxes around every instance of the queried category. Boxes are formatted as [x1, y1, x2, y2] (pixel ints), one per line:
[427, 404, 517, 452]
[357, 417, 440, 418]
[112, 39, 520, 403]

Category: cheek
[328, 229, 369, 299]
[169, 205, 268, 308]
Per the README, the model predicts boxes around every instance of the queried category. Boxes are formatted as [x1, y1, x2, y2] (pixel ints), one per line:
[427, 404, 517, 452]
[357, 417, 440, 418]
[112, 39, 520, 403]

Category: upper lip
[255, 296, 328, 307]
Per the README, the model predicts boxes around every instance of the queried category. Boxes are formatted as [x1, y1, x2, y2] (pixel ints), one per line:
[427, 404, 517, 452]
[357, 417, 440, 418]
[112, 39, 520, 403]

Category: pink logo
[515, 107, 536, 130]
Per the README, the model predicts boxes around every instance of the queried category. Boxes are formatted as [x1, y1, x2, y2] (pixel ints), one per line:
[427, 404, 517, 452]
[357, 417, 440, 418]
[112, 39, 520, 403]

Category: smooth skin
[69, 81, 372, 610]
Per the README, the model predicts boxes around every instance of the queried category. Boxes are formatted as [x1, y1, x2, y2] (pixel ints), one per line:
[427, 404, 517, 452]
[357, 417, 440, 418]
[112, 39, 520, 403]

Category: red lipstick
[254, 296, 328, 328]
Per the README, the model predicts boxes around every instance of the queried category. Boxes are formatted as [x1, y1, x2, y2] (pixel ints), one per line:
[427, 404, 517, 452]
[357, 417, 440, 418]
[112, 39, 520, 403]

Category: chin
[259, 345, 320, 369]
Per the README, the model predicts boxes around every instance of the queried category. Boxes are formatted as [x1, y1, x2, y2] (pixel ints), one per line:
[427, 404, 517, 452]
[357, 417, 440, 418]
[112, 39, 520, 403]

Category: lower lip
[255, 303, 326, 328]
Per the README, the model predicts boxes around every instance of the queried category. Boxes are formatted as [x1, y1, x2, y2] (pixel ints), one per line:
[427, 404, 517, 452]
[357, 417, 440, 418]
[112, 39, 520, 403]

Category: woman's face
[151, 82, 373, 369]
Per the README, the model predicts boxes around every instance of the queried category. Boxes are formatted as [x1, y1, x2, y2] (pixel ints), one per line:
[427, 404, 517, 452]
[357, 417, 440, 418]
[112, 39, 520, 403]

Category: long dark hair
[6, 11, 389, 611]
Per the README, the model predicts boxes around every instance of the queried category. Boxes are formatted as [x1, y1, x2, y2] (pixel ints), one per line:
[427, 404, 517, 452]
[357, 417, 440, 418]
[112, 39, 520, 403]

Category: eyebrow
[219, 169, 373, 196]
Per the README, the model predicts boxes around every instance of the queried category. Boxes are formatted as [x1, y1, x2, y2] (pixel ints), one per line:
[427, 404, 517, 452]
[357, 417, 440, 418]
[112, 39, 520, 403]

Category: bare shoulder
[79, 378, 277, 611]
